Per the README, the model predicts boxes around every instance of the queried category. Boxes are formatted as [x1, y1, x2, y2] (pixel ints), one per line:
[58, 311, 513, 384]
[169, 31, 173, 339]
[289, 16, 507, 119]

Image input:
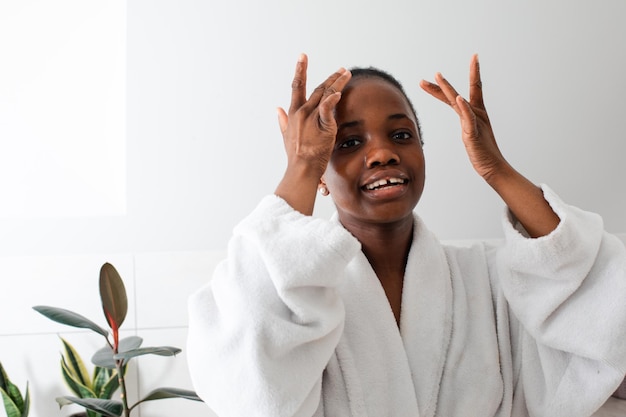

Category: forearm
[498, 188, 626, 415]
[188, 266, 344, 416]
[487, 164, 560, 238]
[188, 196, 360, 415]
[275, 161, 321, 216]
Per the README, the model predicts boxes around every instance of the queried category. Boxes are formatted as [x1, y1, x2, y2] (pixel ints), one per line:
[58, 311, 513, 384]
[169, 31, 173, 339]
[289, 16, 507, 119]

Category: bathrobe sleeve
[497, 185, 626, 417]
[187, 195, 361, 417]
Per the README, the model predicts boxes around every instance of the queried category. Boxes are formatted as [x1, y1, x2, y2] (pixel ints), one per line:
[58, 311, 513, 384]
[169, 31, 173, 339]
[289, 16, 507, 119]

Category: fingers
[434, 72, 464, 116]
[455, 95, 478, 138]
[306, 67, 351, 111]
[420, 74, 463, 117]
[419, 79, 447, 103]
[287, 53, 352, 117]
[276, 107, 288, 134]
[318, 91, 343, 130]
[469, 54, 484, 108]
[279, 56, 352, 156]
[420, 54, 485, 114]
[288, 53, 308, 114]
[315, 69, 351, 133]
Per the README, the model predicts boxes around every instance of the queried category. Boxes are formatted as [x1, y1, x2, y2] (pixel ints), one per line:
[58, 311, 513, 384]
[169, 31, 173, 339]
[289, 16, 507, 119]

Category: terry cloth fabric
[187, 185, 626, 417]
[614, 378, 626, 399]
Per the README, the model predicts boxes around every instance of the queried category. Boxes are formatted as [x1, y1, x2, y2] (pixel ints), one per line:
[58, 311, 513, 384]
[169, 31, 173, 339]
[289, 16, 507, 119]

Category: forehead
[336, 77, 414, 121]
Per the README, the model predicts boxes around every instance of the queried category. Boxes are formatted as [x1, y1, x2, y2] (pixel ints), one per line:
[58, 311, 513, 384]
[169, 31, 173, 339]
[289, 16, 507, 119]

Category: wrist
[482, 161, 516, 191]
[275, 161, 325, 216]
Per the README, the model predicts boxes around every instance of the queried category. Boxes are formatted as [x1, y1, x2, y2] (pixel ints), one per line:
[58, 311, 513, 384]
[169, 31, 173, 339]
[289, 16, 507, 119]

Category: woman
[187, 54, 626, 417]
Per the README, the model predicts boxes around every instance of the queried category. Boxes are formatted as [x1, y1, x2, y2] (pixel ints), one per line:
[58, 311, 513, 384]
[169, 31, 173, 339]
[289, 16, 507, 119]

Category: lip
[361, 169, 409, 188]
[360, 169, 410, 196]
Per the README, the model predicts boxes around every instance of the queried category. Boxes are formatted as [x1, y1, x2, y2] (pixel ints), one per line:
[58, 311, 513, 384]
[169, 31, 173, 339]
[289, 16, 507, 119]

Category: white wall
[1, 1, 625, 416]
[0, 0, 624, 257]
[0, 252, 223, 417]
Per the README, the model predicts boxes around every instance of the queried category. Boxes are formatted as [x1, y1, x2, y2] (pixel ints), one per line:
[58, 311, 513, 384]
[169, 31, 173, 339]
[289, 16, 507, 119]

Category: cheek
[324, 158, 355, 192]
[325, 173, 349, 196]
[413, 150, 426, 174]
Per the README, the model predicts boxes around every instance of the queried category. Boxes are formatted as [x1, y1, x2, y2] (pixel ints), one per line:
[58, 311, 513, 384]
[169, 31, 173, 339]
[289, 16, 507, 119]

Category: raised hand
[275, 54, 352, 215]
[420, 55, 559, 237]
[419, 54, 510, 184]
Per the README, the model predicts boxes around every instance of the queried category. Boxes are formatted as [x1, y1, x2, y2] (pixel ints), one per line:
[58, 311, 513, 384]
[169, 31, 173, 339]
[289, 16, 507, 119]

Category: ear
[318, 177, 329, 196]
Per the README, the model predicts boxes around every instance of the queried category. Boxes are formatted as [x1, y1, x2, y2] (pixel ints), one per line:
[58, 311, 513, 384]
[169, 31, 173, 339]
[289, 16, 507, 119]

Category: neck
[341, 216, 414, 267]
[340, 215, 414, 325]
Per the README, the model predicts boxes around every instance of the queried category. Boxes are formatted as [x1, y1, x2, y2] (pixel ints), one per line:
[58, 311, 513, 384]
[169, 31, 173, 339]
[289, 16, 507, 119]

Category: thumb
[318, 92, 341, 131]
[276, 107, 288, 134]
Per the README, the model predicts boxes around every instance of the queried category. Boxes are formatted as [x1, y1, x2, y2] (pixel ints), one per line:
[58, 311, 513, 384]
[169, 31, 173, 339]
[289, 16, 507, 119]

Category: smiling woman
[1, 2, 624, 417]
[186, 54, 626, 417]
[325, 75, 425, 236]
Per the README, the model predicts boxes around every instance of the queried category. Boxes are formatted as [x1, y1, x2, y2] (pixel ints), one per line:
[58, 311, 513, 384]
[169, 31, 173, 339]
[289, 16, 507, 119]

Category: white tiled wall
[1, 235, 625, 417]
[0, 251, 223, 417]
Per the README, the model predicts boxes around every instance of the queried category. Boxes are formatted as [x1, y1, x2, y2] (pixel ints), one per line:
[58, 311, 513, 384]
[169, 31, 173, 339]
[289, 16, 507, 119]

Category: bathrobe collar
[332, 213, 453, 417]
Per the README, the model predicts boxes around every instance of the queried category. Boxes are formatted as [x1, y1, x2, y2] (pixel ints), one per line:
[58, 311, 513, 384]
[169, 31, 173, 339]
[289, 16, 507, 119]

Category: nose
[364, 138, 400, 168]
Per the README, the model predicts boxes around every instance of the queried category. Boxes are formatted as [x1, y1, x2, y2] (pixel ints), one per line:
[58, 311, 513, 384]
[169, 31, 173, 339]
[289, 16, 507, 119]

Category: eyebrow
[338, 113, 412, 131]
[388, 113, 410, 122]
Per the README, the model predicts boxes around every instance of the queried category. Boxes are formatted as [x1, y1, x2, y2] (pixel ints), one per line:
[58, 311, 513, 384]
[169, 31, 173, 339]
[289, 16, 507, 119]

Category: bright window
[0, 0, 126, 218]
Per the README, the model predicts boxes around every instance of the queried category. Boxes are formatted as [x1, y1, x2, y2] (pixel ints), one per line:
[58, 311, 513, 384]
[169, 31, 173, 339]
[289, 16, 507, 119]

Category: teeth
[365, 178, 406, 190]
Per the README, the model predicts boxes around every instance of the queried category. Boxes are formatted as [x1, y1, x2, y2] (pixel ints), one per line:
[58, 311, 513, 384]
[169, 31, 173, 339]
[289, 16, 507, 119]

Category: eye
[391, 131, 412, 141]
[337, 137, 362, 149]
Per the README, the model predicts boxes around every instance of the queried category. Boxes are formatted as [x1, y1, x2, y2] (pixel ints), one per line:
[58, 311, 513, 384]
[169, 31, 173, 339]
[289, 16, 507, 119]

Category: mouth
[362, 177, 408, 191]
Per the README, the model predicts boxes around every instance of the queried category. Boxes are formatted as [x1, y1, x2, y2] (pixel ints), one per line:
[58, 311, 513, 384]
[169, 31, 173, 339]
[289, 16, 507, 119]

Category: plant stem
[115, 360, 130, 417]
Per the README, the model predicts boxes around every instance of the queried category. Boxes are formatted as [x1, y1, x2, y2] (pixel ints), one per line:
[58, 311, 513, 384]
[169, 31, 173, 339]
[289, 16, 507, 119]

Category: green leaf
[61, 357, 87, 397]
[92, 336, 142, 369]
[91, 345, 115, 369]
[129, 387, 203, 411]
[61, 359, 97, 399]
[60, 337, 92, 388]
[32, 306, 109, 338]
[20, 383, 29, 417]
[0, 363, 23, 412]
[1, 381, 23, 413]
[92, 366, 106, 393]
[0, 364, 29, 417]
[96, 369, 121, 400]
[5, 385, 22, 413]
[1, 388, 21, 417]
[113, 346, 181, 361]
[61, 356, 82, 396]
[57, 396, 123, 417]
[99, 263, 127, 331]
[0, 362, 9, 391]
[118, 336, 143, 353]
[92, 366, 114, 398]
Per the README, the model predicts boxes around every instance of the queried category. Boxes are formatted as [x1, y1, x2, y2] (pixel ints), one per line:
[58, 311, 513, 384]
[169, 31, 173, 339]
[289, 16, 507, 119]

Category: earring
[319, 186, 329, 196]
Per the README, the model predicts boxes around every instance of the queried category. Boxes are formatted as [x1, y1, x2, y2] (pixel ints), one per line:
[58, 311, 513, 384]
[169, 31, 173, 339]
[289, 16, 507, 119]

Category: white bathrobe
[187, 186, 626, 417]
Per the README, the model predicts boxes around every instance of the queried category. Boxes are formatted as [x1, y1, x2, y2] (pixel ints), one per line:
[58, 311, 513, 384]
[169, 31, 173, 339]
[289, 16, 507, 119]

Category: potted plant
[33, 262, 202, 417]
[57, 336, 124, 417]
[0, 361, 29, 417]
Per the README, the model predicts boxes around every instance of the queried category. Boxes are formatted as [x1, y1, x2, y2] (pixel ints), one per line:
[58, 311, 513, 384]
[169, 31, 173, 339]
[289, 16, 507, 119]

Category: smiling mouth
[363, 177, 408, 191]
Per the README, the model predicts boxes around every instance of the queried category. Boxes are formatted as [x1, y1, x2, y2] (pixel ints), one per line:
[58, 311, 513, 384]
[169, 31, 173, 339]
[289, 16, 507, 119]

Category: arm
[187, 196, 360, 416]
[423, 56, 626, 414]
[275, 53, 352, 215]
[187, 56, 359, 417]
[420, 54, 560, 238]
[496, 188, 626, 416]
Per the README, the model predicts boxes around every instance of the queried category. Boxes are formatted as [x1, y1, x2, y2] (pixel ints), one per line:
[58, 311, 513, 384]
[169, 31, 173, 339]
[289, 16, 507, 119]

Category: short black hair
[348, 67, 423, 145]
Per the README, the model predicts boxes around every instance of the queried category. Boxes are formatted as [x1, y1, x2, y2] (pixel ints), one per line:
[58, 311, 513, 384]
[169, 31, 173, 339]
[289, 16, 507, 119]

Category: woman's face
[323, 77, 425, 228]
